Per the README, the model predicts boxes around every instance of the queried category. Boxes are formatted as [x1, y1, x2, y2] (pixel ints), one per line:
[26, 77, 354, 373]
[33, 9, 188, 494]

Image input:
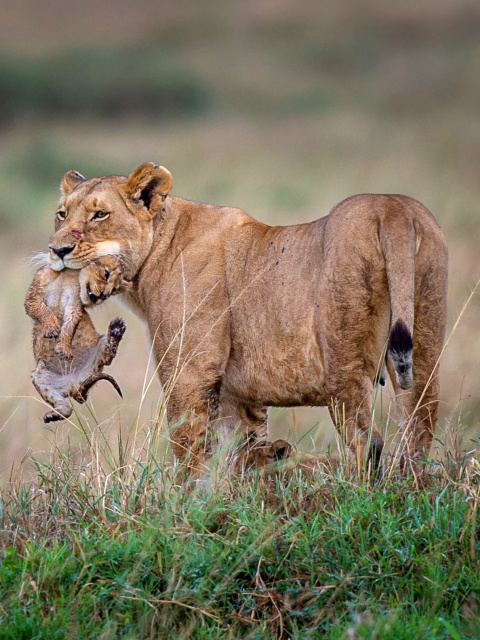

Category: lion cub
[25, 256, 131, 422]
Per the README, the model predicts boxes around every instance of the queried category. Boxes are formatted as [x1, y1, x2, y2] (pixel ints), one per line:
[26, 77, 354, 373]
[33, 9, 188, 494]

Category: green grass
[1, 440, 479, 639]
[0, 44, 209, 125]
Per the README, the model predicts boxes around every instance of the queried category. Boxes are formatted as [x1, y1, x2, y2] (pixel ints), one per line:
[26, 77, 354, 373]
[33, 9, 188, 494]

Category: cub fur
[25, 256, 130, 422]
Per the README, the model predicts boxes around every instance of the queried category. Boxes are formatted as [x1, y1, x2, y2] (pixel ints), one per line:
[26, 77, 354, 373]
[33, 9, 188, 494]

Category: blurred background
[1, 0, 479, 476]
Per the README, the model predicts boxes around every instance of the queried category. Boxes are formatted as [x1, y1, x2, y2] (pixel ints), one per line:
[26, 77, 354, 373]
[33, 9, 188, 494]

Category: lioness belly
[224, 309, 326, 407]
[224, 223, 327, 406]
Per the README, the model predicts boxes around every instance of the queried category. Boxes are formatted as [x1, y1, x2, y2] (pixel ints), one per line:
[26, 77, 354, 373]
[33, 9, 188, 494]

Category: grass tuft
[0, 417, 479, 639]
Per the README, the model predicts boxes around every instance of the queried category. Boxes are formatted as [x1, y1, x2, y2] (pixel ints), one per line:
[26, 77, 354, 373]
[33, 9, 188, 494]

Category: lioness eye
[104, 269, 110, 280]
[92, 210, 109, 220]
[56, 210, 66, 220]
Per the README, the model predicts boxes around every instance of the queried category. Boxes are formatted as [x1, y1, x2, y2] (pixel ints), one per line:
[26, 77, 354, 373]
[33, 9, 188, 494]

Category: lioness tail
[388, 319, 413, 390]
[379, 200, 416, 390]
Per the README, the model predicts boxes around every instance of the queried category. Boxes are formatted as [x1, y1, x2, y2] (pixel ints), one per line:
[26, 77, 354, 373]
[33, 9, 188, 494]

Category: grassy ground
[1, 434, 479, 639]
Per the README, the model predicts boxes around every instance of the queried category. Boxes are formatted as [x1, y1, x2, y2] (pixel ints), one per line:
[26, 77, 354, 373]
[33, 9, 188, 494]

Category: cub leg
[24, 269, 61, 337]
[55, 302, 84, 360]
[69, 318, 126, 403]
[31, 362, 73, 422]
[91, 317, 126, 371]
[218, 396, 284, 471]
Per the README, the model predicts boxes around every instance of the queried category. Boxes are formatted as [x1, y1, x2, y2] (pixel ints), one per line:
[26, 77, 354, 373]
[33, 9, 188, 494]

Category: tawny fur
[25, 257, 130, 422]
[47, 164, 448, 471]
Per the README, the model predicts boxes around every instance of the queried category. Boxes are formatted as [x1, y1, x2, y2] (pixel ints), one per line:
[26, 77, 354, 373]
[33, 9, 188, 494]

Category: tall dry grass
[1, 0, 480, 474]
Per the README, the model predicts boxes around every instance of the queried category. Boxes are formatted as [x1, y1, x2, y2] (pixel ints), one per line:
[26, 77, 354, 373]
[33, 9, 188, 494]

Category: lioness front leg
[166, 378, 223, 474]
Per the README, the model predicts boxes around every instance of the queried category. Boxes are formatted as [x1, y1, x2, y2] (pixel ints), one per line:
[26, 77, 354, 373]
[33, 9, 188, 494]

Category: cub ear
[125, 162, 172, 216]
[61, 170, 86, 196]
[121, 278, 134, 291]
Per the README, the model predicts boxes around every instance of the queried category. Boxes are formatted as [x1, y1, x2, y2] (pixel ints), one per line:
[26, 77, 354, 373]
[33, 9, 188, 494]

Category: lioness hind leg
[327, 377, 384, 474]
[31, 363, 73, 422]
[389, 331, 444, 473]
[390, 255, 447, 473]
[390, 367, 440, 474]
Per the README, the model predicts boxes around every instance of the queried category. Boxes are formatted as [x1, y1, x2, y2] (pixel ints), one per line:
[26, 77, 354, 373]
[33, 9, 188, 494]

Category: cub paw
[54, 343, 73, 360]
[108, 317, 126, 341]
[43, 409, 70, 423]
[43, 319, 61, 338]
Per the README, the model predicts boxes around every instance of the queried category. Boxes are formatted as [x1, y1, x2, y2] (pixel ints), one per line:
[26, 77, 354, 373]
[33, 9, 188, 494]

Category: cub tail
[73, 373, 123, 403]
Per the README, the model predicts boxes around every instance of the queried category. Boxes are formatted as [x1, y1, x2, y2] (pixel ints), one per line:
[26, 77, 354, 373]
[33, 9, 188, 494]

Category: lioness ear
[61, 170, 86, 196]
[125, 162, 172, 216]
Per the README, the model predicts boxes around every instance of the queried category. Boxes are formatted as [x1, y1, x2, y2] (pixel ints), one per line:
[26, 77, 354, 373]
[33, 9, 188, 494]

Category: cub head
[79, 256, 132, 307]
[48, 163, 172, 279]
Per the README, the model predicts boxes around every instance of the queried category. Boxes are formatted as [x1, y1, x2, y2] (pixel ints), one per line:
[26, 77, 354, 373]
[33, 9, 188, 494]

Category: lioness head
[79, 256, 132, 307]
[48, 163, 172, 279]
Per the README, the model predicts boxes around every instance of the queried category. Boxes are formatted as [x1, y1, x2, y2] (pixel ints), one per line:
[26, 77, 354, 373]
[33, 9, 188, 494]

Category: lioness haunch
[25, 256, 130, 422]
[46, 163, 448, 473]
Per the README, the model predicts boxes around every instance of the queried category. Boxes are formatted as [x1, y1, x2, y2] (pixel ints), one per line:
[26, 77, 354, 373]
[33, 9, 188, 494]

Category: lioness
[25, 256, 130, 422]
[47, 164, 448, 471]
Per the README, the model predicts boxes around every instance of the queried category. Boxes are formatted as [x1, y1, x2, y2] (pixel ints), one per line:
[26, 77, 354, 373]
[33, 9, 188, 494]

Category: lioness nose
[51, 245, 74, 260]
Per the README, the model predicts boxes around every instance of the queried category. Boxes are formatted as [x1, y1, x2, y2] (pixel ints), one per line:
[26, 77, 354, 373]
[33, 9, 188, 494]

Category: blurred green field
[1, 0, 480, 476]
